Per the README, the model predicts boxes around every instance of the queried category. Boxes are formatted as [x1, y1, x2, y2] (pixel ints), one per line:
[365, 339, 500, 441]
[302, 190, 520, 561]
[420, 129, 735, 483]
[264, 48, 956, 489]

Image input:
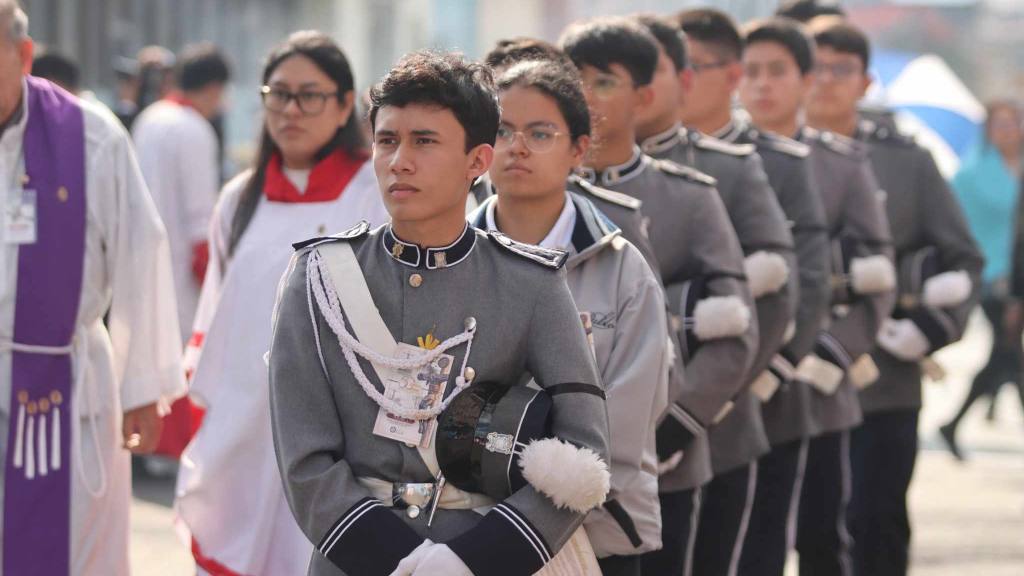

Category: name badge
[4, 189, 36, 245]
[372, 342, 453, 448]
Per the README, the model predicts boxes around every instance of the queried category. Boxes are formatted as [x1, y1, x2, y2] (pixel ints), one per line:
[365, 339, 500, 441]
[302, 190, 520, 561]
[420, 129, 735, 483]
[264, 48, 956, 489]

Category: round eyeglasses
[495, 125, 565, 153]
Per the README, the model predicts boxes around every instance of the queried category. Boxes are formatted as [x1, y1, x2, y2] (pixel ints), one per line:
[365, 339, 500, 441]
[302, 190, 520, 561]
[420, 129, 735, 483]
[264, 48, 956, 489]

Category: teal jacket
[952, 144, 1019, 284]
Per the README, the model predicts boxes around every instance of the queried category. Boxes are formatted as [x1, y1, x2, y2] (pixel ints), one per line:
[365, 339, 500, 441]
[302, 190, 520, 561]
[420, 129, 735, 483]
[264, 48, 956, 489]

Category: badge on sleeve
[4, 188, 36, 245]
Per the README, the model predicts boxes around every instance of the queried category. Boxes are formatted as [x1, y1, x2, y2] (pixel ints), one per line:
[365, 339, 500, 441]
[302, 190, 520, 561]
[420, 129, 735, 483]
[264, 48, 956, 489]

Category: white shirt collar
[484, 191, 577, 251]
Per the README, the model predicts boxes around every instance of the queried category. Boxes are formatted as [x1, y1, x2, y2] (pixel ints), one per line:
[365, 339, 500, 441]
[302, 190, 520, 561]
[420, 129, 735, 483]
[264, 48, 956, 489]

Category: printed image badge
[4, 189, 37, 245]
[579, 312, 596, 358]
[372, 342, 453, 448]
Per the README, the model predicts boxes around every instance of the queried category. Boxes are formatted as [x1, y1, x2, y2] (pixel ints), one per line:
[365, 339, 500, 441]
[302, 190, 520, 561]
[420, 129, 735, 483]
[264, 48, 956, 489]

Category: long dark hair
[228, 31, 365, 256]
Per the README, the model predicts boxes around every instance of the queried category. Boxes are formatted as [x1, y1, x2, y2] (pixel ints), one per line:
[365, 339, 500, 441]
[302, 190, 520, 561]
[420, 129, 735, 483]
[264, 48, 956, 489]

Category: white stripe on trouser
[727, 462, 759, 576]
[838, 430, 854, 576]
[786, 438, 810, 551]
[683, 489, 702, 576]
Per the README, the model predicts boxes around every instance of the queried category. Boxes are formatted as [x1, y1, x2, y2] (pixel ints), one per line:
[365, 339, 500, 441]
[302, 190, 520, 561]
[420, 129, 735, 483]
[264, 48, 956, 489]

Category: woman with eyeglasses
[174, 31, 388, 575]
[468, 59, 669, 576]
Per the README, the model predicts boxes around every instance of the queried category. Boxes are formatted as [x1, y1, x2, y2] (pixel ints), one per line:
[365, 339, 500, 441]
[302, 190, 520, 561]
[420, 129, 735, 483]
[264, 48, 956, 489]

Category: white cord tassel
[52, 403, 61, 471]
[38, 411, 48, 477]
[25, 410, 35, 480]
[307, 250, 476, 420]
[13, 398, 25, 469]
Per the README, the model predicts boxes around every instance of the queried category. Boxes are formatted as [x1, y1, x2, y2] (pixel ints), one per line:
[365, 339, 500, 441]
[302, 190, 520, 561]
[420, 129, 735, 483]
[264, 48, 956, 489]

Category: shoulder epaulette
[691, 132, 756, 157]
[569, 174, 642, 211]
[651, 158, 718, 187]
[859, 119, 915, 147]
[752, 130, 810, 158]
[487, 231, 567, 269]
[292, 220, 370, 250]
[815, 130, 868, 158]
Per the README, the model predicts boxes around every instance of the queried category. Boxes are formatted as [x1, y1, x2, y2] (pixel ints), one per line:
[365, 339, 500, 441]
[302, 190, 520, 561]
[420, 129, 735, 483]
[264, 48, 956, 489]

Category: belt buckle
[393, 482, 436, 520]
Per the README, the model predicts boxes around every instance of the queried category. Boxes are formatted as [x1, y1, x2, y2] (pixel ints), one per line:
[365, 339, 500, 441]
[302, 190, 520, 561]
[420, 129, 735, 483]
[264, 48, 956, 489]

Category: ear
[19, 39, 33, 76]
[338, 90, 356, 127]
[569, 134, 591, 168]
[724, 61, 743, 92]
[858, 72, 872, 100]
[678, 68, 693, 95]
[634, 83, 655, 113]
[466, 143, 494, 180]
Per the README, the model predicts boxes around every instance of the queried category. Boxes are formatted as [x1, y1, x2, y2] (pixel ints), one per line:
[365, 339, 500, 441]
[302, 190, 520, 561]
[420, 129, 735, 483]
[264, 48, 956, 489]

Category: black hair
[33, 51, 80, 92]
[634, 14, 688, 72]
[776, 0, 847, 22]
[743, 18, 816, 76]
[177, 43, 230, 92]
[811, 19, 871, 71]
[369, 50, 500, 153]
[559, 17, 659, 87]
[228, 31, 364, 256]
[675, 8, 744, 61]
[497, 60, 591, 142]
[484, 38, 575, 71]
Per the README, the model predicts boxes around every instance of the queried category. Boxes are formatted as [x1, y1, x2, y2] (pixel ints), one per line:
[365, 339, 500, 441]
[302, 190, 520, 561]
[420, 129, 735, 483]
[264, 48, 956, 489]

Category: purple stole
[3, 76, 86, 575]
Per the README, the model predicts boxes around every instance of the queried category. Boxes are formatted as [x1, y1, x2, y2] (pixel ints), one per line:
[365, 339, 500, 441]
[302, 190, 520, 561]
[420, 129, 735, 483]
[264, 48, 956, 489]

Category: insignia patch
[485, 432, 515, 455]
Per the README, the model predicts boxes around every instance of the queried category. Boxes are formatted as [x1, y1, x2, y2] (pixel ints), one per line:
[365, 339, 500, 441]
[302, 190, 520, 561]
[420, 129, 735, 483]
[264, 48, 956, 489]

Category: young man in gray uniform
[268, 51, 612, 576]
[740, 18, 897, 575]
[633, 15, 798, 576]
[806, 21, 983, 576]
[559, 18, 758, 576]
[676, 9, 832, 575]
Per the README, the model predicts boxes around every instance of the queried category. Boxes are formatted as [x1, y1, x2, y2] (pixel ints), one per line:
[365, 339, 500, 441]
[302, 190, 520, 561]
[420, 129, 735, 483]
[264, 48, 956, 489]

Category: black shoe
[939, 424, 965, 461]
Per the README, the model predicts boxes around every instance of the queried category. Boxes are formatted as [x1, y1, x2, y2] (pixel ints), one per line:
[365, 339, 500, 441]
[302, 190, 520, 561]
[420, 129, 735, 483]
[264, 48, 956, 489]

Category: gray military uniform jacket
[578, 147, 757, 492]
[856, 120, 984, 414]
[470, 192, 669, 557]
[798, 126, 896, 434]
[643, 123, 795, 474]
[268, 222, 610, 576]
[717, 120, 832, 446]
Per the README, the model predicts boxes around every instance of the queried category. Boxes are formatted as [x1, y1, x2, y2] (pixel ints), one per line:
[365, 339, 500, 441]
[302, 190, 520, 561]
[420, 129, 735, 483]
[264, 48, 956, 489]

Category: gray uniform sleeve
[905, 149, 984, 350]
[667, 189, 757, 431]
[815, 158, 895, 370]
[268, 252, 425, 576]
[448, 268, 610, 576]
[730, 153, 798, 381]
[775, 160, 831, 374]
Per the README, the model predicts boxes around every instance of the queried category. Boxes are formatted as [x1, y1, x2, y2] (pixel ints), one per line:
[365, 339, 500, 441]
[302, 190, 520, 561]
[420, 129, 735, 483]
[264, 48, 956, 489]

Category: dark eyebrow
[499, 120, 559, 130]
[374, 129, 398, 137]
[411, 129, 440, 137]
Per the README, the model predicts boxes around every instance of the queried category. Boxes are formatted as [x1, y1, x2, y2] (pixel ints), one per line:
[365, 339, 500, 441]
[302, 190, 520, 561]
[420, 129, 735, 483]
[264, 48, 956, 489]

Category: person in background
[31, 50, 78, 93]
[941, 100, 1023, 458]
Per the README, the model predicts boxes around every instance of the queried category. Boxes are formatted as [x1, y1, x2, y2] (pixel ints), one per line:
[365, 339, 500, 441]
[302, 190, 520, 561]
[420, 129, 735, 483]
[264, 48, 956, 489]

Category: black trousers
[640, 488, 699, 576]
[692, 463, 757, 576]
[599, 554, 642, 576]
[796, 430, 852, 576]
[849, 409, 919, 576]
[737, 438, 806, 576]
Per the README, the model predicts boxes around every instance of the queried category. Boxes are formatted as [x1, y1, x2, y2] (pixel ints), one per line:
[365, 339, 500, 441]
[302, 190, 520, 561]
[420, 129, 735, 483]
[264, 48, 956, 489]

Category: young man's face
[806, 46, 870, 124]
[739, 40, 812, 132]
[578, 63, 647, 150]
[679, 38, 739, 127]
[373, 103, 491, 225]
[635, 46, 682, 134]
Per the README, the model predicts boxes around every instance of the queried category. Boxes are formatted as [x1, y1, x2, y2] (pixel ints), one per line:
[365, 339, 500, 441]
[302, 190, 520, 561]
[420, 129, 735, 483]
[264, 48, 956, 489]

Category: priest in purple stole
[0, 3, 186, 573]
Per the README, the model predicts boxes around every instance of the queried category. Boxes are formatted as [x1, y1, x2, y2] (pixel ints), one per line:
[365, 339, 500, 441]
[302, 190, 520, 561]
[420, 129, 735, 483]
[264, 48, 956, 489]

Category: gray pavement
[131, 311, 1024, 575]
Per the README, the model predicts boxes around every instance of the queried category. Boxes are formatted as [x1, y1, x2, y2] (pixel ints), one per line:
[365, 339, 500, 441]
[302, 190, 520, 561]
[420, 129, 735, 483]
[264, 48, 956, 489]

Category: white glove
[922, 270, 972, 308]
[750, 370, 781, 402]
[796, 354, 845, 395]
[390, 540, 434, 576]
[412, 543, 473, 576]
[877, 318, 930, 362]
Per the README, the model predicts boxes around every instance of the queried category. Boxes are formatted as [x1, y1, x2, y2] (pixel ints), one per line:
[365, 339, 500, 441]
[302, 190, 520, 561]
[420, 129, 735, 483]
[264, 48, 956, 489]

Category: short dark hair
[369, 50, 500, 152]
[675, 8, 743, 61]
[634, 14, 688, 72]
[33, 51, 80, 92]
[484, 38, 574, 71]
[743, 18, 816, 76]
[776, 0, 847, 22]
[810, 20, 871, 71]
[177, 43, 230, 91]
[559, 17, 659, 86]
[497, 60, 591, 142]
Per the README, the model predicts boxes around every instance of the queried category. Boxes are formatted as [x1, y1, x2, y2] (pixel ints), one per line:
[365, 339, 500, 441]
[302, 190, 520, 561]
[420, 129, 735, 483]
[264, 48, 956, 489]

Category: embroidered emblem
[485, 431, 515, 455]
[417, 331, 440, 350]
[434, 251, 447, 268]
[392, 243, 405, 259]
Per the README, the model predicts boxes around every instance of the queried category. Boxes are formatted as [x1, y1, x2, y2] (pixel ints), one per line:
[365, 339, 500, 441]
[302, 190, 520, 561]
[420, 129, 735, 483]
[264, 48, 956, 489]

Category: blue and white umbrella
[865, 50, 985, 177]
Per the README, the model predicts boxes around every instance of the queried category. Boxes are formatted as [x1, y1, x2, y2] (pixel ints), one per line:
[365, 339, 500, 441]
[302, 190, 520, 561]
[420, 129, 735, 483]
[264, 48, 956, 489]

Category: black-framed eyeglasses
[260, 85, 338, 115]
[690, 60, 732, 73]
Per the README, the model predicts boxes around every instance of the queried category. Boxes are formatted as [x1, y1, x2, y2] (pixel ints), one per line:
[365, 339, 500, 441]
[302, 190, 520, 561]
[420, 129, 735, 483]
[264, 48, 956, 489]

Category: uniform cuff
[447, 502, 553, 576]
[655, 404, 704, 460]
[906, 307, 955, 352]
[317, 497, 423, 575]
[814, 332, 852, 370]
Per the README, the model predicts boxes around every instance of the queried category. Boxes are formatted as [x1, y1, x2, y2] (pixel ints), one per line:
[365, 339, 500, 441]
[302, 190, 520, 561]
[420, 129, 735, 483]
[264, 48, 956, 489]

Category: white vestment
[133, 101, 220, 344]
[0, 79, 187, 575]
[175, 161, 388, 575]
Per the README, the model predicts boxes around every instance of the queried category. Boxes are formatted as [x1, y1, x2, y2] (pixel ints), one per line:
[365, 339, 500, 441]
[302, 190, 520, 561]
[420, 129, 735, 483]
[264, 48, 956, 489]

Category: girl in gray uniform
[469, 58, 670, 576]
